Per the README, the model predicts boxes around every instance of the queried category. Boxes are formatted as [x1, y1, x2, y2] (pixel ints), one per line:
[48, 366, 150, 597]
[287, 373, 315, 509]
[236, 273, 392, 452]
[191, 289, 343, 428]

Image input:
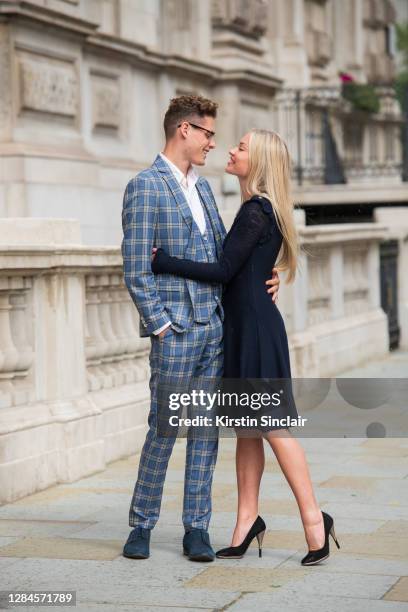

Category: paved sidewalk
[339, 349, 408, 378]
[0, 352, 407, 611]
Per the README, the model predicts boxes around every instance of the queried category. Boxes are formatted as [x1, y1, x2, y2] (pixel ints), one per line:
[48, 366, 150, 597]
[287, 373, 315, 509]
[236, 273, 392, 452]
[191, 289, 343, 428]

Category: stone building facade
[0, 0, 406, 241]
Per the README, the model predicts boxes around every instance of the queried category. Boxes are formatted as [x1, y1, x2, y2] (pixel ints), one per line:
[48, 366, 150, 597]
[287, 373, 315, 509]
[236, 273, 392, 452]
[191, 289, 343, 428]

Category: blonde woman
[152, 129, 340, 565]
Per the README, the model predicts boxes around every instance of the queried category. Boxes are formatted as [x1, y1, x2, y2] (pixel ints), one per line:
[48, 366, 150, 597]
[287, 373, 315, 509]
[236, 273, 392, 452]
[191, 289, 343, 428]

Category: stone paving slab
[0, 519, 96, 537]
[278, 554, 408, 576]
[227, 592, 408, 612]
[336, 457, 408, 479]
[273, 569, 399, 598]
[185, 566, 398, 598]
[0, 536, 19, 548]
[0, 558, 236, 608]
[377, 520, 408, 536]
[0, 503, 121, 523]
[0, 557, 23, 571]
[321, 501, 408, 521]
[14, 607, 214, 612]
[383, 576, 408, 602]
[0, 537, 123, 561]
[185, 566, 310, 591]
[318, 475, 387, 491]
[332, 533, 408, 560]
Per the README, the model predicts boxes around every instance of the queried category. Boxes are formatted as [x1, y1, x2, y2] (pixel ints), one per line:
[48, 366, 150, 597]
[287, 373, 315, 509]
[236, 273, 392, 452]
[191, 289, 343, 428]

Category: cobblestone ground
[0, 352, 407, 611]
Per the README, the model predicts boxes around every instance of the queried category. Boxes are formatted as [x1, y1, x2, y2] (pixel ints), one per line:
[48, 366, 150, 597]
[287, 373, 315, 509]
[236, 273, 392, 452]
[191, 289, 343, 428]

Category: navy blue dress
[152, 195, 297, 429]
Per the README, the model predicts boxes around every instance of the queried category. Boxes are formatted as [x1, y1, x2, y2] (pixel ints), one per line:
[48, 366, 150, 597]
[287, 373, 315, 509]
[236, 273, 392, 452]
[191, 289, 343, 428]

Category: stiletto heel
[216, 516, 266, 559]
[256, 529, 265, 557]
[329, 524, 340, 549]
[301, 511, 340, 566]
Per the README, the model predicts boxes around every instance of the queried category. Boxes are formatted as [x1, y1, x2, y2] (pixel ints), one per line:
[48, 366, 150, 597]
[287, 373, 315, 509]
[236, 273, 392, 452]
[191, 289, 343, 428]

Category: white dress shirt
[153, 153, 207, 335]
[159, 153, 206, 235]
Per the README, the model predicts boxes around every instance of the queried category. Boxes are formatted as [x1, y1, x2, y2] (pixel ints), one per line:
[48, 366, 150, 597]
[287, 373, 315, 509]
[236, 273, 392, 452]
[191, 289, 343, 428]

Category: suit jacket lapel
[153, 155, 193, 230]
[195, 178, 224, 255]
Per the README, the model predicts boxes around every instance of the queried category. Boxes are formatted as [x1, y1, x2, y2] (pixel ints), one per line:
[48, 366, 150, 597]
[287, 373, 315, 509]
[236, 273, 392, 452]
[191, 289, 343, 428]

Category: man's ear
[179, 121, 189, 139]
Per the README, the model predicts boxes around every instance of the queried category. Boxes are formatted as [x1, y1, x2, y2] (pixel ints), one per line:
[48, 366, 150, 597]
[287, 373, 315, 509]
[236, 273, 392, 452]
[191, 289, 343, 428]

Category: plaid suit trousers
[129, 310, 223, 530]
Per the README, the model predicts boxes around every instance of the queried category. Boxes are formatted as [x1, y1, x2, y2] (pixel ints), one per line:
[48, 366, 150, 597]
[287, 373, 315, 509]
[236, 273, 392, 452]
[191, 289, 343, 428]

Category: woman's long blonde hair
[246, 129, 298, 283]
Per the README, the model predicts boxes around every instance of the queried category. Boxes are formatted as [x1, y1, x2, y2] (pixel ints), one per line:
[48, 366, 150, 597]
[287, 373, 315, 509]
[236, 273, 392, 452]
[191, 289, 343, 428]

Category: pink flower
[339, 71, 354, 83]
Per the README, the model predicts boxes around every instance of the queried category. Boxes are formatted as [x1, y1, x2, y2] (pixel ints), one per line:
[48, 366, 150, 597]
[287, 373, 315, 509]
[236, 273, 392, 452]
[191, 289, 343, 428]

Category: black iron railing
[272, 84, 408, 186]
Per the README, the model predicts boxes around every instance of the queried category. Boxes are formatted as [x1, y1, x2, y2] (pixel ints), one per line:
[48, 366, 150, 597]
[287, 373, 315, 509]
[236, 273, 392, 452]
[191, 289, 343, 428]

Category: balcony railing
[271, 84, 407, 186]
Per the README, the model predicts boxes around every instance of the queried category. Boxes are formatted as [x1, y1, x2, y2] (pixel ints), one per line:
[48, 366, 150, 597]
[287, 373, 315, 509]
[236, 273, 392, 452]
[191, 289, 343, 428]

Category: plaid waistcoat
[188, 194, 222, 323]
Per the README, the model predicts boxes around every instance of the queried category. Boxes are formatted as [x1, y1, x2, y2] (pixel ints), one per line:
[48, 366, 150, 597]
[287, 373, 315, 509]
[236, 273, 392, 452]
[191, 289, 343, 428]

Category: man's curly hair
[163, 95, 218, 139]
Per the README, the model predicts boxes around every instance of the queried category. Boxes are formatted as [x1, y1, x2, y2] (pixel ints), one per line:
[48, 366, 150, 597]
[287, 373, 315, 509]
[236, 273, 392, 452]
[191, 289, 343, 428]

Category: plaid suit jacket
[121, 155, 227, 337]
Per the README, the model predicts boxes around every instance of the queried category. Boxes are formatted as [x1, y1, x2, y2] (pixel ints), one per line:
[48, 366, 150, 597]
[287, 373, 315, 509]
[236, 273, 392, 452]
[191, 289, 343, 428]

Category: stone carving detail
[307, 247, 331, 326]
[0, 276, 34, 409]
[85, 273, 148, 391]
[343, 249, 369, 315]
[45, 0, 79, 8]
[305, 0, 332, 67]
[18, 52, 78, 117]
[0, 25, 12, 132]
[175, 0, 192, 29]
[163, 0, 192, 30]
[99, 0, 119, 35]
[240, 100, 270, 135]
[91, 72, 120, 130]
[212, 0, 267, 38]
[363, 0, 395, 26]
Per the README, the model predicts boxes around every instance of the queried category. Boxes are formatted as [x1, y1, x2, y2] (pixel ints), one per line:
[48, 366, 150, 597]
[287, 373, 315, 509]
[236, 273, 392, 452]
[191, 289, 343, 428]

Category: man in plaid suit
[121, 95, 278, 561]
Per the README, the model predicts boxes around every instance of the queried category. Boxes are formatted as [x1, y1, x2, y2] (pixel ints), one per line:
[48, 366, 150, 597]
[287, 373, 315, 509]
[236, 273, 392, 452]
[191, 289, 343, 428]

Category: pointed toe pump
[301, 511, 340, 566]
[216, 516, 266, 559]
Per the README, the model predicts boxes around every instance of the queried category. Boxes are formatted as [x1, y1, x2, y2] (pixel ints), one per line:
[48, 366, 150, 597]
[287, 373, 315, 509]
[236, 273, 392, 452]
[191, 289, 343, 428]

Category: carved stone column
[34, 272, 87, 404]
[0, 280, 19, 407]
[0, 23, 12, 141]
[212, 0, 267, 38]
[304, 0, 332, 76]
[162, 0, 194, 56]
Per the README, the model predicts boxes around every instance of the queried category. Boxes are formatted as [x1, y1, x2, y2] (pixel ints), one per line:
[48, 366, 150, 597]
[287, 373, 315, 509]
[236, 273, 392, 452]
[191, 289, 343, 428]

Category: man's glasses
[177, 121, 215, 141]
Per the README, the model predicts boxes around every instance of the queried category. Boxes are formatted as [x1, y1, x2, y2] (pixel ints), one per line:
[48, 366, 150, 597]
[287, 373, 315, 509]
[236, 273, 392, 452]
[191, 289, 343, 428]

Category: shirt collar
[159, 152, 199, 188]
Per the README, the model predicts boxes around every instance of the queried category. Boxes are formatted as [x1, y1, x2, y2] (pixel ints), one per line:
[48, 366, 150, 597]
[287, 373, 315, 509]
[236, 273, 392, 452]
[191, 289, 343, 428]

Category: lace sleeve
[151, 197, 272, 284]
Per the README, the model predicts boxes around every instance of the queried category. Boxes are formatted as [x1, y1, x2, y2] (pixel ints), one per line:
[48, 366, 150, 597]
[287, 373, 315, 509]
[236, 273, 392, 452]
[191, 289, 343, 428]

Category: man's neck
[161, 146, 191, 177]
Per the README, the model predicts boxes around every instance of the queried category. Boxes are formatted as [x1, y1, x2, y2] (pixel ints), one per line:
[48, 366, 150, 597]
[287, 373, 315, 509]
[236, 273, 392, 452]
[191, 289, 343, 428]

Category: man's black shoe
[123, 527, 150, 559]
[183, 529, 215, 562]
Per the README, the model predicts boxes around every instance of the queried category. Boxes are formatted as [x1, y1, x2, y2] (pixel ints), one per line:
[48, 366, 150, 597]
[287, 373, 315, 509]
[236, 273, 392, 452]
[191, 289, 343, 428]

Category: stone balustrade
[0, 218, 390, 504]
[281, 221, 389, 376]
[85, 272, 149, 392]
[0, 219, 150, 504]
[0, 275, 34, 409]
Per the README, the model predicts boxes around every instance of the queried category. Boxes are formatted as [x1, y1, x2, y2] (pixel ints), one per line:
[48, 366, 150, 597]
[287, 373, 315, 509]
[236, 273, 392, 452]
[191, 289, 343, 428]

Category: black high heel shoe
[216, 516, 266, 559]
[301, 510, 340, 566]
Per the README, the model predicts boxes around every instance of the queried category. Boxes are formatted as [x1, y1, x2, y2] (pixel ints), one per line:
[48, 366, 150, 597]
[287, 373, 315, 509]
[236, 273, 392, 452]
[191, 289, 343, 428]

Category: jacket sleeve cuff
[152, 322, 172, 335]
[140, 311, 172, 336]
